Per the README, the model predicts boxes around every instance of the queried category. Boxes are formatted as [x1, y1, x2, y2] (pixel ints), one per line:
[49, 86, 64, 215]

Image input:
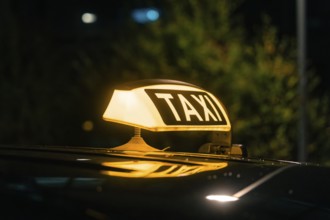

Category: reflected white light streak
[206, 195, 238, 202]
[76, 158, 91, 161]
[233, 165, 294, 198]
[206, 165, 295, 203]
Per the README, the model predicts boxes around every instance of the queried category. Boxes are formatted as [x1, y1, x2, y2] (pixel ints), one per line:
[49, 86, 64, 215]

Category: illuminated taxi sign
[145, 89, 227, 126]
[103, 80, 231, 132]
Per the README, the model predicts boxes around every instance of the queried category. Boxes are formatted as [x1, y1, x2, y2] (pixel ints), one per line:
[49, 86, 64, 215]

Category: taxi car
[0, 79, 329, 219]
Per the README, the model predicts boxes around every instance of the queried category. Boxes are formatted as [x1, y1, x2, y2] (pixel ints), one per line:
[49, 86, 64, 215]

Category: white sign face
[103, 82, 231, 132]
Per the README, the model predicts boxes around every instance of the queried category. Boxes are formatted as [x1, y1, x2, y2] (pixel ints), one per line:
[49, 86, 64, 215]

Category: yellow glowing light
[103, 90, 157, 128]
[101, 160, 227, 178]
[206, 195, 239, 202]
[82, 120, 94, 132]
[103, 83, 231, 132]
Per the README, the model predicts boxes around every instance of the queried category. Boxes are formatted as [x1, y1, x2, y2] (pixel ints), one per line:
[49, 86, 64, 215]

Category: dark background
[9, 0, 330, 88]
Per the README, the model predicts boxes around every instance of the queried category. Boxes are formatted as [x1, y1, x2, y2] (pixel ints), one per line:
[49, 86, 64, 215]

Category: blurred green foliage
[108, 0, 330, 162]
[0, 0, 329, 164]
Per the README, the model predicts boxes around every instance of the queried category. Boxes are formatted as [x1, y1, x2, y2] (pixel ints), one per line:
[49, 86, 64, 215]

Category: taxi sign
[103, 79, 231, 132]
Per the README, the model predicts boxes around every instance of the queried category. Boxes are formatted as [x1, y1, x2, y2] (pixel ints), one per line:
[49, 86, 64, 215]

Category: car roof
[0, 145, 329, 219]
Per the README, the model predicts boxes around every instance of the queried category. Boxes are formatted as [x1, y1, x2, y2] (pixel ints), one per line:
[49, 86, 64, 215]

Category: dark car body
[0, 145, 329, 220]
